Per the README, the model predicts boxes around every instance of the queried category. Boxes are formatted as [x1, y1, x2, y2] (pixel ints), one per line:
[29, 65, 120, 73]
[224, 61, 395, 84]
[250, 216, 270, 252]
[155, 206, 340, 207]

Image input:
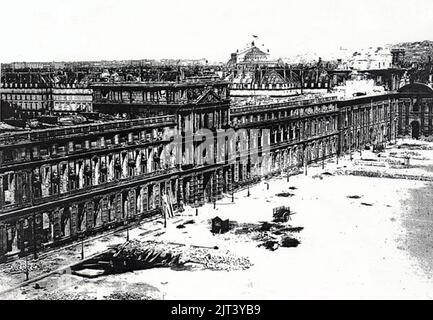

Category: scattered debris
[233, 224, 258, 235]
[36, 292, 95, 300]
[33, 283, 43, 290]
[104, 291, 156, 300]
[260, 240, 280, 251]
[72, 241, 184, 276]
[71, 239, 252, 276]
[211, 217, 230, 234]
[183, 220, 195, 225]
[398, 143, 433, 151]
[230, 220, 303, 252]
[281, 236, 301, 248]
[3, 260, 54, 275]
[188, 250, 252, 271]
[175, 219, 196, 229]
[347, 195, 362, 199]
[361, 202, 373, 206]
[258, 222, 273, 232]
[275, 192, 295, 198]
[272, 230, 285, 235]
[285, 227, 304, 233]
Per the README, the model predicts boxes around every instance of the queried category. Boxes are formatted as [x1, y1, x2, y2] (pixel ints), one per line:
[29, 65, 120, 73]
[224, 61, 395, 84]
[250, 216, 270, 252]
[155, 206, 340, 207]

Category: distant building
[228, 40, 277, 67]
[52, 85, 93, 114]
[91, 79, 230, 124]
[0, 83, 93, 120]
[227, 40, 303, 97]
[0, 83, 52, 120]
[349, 47, 393, 71]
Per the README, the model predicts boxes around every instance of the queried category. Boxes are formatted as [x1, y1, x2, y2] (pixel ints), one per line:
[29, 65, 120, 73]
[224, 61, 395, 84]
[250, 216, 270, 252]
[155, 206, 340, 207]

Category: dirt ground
[2, 138, 433, 300]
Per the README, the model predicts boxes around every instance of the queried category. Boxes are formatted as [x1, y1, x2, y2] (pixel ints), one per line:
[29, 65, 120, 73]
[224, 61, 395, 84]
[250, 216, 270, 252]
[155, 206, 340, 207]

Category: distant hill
[392, 40, 433, 63]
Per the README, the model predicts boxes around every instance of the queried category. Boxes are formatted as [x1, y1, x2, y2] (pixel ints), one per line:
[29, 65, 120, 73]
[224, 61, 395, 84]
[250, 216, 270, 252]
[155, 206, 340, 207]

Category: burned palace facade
[0, 77, 432, 260]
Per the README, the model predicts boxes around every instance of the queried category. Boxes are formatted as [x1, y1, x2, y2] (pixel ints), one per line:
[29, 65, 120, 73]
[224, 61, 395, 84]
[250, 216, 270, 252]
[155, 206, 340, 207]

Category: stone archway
[411, 121, 420, 139]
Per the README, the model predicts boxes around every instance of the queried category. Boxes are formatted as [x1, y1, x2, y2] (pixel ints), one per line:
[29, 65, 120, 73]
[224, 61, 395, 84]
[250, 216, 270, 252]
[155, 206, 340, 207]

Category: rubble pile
[72, 239, 252, 275]
[347, 195, 362, 199]
[390, 151, 427, 161]
[258, 222, 274, 232]
[106, 240, 184, 271]
[36, 292, 94, 300]
[122, 241, 253, 271]
[281, 236, 301, 248]
[285, 227, 304, 233]
[184, 249, 253, 271]
[398, 143, 433, 150]
[3, 259, 53, 275]
[233, 223, 260, 235]
[259, 240, 280, 251]
[176, 219, 196, 229]
[183, 220, 195, 225]
[251, 232, 276, 242]
[230, 221, 302, 251]
[275, 192, 295, 198]
[104, 291, 156, 300]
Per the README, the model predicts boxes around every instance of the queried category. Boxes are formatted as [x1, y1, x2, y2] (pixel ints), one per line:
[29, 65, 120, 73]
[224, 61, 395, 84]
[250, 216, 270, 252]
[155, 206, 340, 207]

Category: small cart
[273, 206, 293, 222]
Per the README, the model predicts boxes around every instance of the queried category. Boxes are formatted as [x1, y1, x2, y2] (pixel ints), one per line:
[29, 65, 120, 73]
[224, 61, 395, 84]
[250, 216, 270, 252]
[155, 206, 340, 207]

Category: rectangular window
[3, 176, 9, 191]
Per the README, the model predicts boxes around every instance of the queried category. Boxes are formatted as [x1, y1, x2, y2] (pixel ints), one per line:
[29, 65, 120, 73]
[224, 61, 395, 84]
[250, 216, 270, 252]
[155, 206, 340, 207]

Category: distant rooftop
[90, 79, 229, 89]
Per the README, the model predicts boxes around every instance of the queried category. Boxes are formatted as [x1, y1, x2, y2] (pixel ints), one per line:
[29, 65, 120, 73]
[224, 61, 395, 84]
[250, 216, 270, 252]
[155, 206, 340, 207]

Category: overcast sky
[1, 0, 433, 63]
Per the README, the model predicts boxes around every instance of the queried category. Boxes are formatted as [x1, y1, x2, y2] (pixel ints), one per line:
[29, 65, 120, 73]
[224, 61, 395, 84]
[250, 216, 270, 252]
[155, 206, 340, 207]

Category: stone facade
[0, 80, 431, 260]
[0, 83, 94, 120]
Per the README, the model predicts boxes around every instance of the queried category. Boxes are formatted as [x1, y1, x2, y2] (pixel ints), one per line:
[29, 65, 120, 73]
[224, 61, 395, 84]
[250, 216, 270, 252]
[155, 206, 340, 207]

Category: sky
[0, 0, 433, 63]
